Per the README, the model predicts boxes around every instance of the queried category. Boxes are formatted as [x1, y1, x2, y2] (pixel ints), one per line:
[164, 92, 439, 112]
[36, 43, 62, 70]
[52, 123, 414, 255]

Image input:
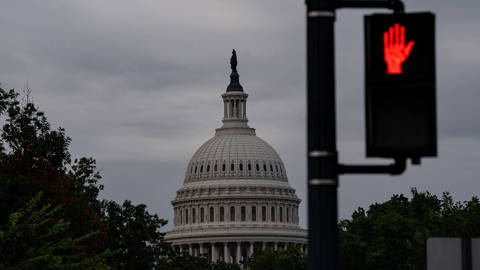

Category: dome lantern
[217, 50, 253, 135]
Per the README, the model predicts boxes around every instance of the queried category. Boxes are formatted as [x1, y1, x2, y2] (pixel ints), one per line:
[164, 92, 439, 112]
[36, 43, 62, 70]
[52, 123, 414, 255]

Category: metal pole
[306, 0, 338, 269]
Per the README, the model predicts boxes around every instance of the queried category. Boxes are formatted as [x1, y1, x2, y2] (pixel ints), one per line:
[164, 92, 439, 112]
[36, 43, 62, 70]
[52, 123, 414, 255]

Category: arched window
[263, 163, 267, 171]
[192, 208, 196, 223]
[209, 207, 214, 222]
[185, 209, 189, 224]
[207, 165, 210, 172]
[270, 164, 273, 172]
[220, 207, 225, 222]
[241, 206, 246, 221]
[230, 206, 236, 222]
[275, 165, 279, 172]
[248, 163, 252, 171]
[256, 163, 260, 171]
[200, 165, 203, 173]
[239, 163, 243, 171]
[214, 164, 218, 171]
[201, 208, 205, 223]
[231, 163, 234, 171]
[271, 207, 275, 222]
[286, 207, 290, 223]
[280, 207, 283, 222]
[252, 206, 257, 221]
[222, 163, 226, 171]
[262, 206, 266, 222]
[180, 210, 183, 224]
[194, 166, 197, 173]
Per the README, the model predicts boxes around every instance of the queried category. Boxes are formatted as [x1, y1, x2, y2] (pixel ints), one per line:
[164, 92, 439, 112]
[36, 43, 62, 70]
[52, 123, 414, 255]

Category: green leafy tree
[0, 192, 114, 270]
[0, 87, 108, 255]
[245, 244, 307, 270]
[156, 250, 211, 270]
[210, 260, 241, 270]
[156, 250, 240, 270]
[101, 200, 168, 270]
[0, 86, 175, 269]
[339, 188, 480, 270]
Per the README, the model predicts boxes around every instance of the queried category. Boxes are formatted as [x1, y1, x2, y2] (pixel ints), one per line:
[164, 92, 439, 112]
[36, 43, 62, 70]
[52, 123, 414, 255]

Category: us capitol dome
[165, 50, 307, 263]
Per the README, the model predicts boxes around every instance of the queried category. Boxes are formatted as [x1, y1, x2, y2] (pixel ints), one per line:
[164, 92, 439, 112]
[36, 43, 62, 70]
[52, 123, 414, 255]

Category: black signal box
[365, 12, 437, 159]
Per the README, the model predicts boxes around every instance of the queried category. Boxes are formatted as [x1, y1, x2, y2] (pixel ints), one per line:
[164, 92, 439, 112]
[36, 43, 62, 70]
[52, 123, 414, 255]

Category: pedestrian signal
[365, 13, 436, 159]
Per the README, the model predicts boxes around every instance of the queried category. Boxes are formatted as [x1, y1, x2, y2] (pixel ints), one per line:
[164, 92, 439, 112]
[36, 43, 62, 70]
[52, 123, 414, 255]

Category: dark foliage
[245, 244, 307, 270]
[339, 188, 480, 270]
[0, 87, 168, 269]
[0, 192, 114, 270]
[101, 200, 168, 270]
[156, 250, 240, 270]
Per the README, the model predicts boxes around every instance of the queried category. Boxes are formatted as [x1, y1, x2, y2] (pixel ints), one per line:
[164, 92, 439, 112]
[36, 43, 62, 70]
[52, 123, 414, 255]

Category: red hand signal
[383, 23, 415, 75]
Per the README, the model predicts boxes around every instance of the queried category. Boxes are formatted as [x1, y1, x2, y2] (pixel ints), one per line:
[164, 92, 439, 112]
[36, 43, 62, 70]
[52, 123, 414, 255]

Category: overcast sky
[1, 0, 479, 230]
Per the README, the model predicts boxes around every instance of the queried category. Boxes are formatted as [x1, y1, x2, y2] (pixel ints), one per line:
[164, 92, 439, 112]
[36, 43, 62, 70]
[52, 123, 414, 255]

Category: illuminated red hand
[383, 23, 415, 75]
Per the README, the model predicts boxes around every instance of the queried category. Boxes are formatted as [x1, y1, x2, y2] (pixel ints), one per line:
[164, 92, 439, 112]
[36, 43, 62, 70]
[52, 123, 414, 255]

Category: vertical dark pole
[462, 238, 472, 270]
[306, 0, 338, 269]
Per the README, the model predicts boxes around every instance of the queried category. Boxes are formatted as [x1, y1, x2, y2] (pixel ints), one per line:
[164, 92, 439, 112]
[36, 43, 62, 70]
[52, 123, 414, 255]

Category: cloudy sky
[1, 0, 479, 230]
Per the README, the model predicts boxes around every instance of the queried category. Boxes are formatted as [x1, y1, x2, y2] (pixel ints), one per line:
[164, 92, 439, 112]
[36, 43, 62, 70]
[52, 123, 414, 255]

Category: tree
[0, 192, 114, 270]
[101, 200, 168, 270]
[156, 250, 240, 270]
[245, 244, 307, 270]
[0, 86, 178, 269]
[339, 188, 480, 270]
[0, 87, 108, 255]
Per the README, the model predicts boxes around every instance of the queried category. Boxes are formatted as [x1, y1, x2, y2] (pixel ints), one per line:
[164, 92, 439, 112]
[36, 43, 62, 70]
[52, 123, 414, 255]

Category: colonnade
[173, 241, 307, 264]
[223, 97, 246, 120]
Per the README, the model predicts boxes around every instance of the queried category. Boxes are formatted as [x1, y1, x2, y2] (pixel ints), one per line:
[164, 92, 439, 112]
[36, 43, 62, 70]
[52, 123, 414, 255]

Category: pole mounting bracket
[338, 158, 406, 175]
[337, 0, 405, 13]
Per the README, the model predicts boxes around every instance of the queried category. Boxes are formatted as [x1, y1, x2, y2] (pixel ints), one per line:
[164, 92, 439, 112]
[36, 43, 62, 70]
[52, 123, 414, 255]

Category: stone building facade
[164, 51, 307, 264]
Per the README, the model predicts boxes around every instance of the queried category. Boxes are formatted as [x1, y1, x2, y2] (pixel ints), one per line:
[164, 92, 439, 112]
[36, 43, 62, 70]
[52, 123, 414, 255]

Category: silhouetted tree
[0, 87, 169, 269]
[101, 200, 167, 270]
[245, 244, 307, 270]
[339, 188, 480, 270]
[0, 192, 114, 270]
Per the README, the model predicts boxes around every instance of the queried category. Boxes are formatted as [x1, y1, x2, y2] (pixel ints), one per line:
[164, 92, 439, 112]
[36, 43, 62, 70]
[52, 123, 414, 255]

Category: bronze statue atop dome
[227, 49, 243, 92]
[230, 49, 238, 72]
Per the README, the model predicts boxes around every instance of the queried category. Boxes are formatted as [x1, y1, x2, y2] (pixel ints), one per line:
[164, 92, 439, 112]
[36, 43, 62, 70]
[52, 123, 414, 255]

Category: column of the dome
[295, 206, 298, 224]
[249, 242, 254, 257]
[236, 242, 241, 264]
[243, 99, 246, 118]
[238, 100, 242, 118]
[227, 242, 232, 262]
[188, 244, 192, 255]
[234, 99, 237, 118]
[223, 243, 228, 262]
[211, 243, 216, 262]
[199, 243, 204, 255]
[224, 100, 227, 119]
[233, 99, 237, 118]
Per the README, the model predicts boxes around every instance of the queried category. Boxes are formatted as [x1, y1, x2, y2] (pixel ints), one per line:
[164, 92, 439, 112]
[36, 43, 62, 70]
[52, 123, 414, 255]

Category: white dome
[165, 54, 307, 260]
[185, 133, 288, 183]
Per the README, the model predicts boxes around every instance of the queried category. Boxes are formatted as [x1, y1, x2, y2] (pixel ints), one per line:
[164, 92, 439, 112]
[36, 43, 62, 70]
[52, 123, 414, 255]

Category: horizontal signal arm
[337, 0, 404, 13]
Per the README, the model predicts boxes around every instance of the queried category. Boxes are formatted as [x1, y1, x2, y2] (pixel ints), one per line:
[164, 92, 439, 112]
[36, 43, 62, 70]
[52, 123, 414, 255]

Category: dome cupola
[184, 50, 288, 183]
